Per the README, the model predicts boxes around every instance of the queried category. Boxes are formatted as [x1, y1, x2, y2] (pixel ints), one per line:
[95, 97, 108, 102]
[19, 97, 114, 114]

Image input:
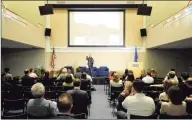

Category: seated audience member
[139, 69, 146, 79]
[117, 81, 133, 112]
[122, 80, 155, 118]
[164, 71, 178, 81]
[142, 70, 154, 84]
[179, 72, 189, 86]
[180, 77, 192, 101]
[52, 93, 73, 119]
[57, 68, 68, 81]
[67, 80, 90, 115]
[159, 80, 173, 101]
[110, 73, 123, 87]
[151, 69, 158, 80]
[109, 71, 116, 80]
[81, 72, 92, 82]
[22, 69, 35, 86]
[160, 87, 186, 116]
[11, 76, 23, 88]
[67, 69, 74, 79]
[42, 71, 54, 86]
[122, 69, 129, 80]
[63, 75, 73, 87]
[29, 68, 38, 78]
[27, 83, 58, 117]
[74, 68, 82, 79]
[125, 71, 135, 82]
[2, 68, 13, 81]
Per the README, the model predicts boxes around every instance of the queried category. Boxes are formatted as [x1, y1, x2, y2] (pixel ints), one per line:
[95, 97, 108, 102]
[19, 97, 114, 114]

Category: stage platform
[92, 77, 106, 85]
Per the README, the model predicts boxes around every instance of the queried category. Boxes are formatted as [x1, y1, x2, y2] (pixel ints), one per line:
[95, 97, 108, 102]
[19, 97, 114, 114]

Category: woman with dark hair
[81, 73, 87, 80]
[42, 71, 53, 86]
[160, 87, 186, 116]
[125, 70, 135, 82]
[122, 69, 129, 80]
[63, 75, 73, 87]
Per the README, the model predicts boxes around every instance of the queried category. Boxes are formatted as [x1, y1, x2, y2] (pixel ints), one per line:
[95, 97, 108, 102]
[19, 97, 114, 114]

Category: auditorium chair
[4, 90, 23, 100]
[72, 113, 87, 119]
[130, 114, 158, 119]
[50, 86, 62, 92]
[27, 114, 52, 119]
[91, 67, 98, 77]
[3, 99, 26, 115]
[78, 66, 87, 73]
[104, 77, 110, 94]
[97, 66, 109, 77]
[159, 114, 191, 119]
[109, 86, 123, 116]
[186, 100, 192, 114]
[62, 86, 74, 91]
[80, 79, 92, 102]
[44, 91, 56, 101]
[24, 91, 34, 102]
[23, 86, 31, 91]
[2, 113, 27, 119]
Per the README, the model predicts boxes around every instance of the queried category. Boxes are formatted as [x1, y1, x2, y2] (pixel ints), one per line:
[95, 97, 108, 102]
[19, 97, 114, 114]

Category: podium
[128, 62, 143, 78]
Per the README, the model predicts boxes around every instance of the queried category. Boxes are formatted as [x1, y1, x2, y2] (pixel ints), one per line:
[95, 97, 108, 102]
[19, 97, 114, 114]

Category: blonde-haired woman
[117, 81, 134, 112]
[110, 73, 123, 87]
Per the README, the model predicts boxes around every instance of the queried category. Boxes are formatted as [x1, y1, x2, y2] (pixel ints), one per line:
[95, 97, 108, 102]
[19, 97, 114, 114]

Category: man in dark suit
[52, 93, 73, 119]
[22, 69, 35, 86]
[67, 80, 90, 117]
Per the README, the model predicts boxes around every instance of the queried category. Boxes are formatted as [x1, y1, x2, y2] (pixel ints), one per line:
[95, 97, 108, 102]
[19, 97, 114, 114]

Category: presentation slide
[69, 11, 124, 47]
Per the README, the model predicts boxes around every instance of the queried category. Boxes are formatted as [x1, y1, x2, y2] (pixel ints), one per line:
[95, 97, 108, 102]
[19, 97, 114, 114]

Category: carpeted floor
[88, 85, 116, 119]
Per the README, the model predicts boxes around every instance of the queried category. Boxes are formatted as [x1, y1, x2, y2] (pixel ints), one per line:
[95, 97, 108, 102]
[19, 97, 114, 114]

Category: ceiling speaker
[137, 5, 152, 16]
[140, 28, 147, 37]
[39, 4, 54, 16]
[45, 28, 51, 36]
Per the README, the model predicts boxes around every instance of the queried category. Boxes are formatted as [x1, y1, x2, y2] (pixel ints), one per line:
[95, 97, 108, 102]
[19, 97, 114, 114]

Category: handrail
[147, 1, 192, 28]
[1, 5, 45, 28]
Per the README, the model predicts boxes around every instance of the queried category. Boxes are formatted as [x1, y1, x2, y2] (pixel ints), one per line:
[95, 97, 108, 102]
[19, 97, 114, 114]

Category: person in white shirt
[122, 80, 155, 118]
[164, 71, 178, 81]
[142, 71, 154, 84]
[29, 68, 38, 78]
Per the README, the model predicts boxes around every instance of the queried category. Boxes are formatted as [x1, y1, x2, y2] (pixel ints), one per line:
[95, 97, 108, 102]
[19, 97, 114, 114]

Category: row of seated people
[107, 70, 192, 119]
[2, 81, 91, 119]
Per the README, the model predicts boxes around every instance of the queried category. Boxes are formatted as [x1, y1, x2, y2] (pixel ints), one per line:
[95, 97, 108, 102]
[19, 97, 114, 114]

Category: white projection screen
[69, 10, 125, 47]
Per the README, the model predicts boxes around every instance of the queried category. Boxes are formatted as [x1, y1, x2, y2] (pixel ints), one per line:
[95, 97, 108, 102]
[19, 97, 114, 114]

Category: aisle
[88, 85, 116, 119]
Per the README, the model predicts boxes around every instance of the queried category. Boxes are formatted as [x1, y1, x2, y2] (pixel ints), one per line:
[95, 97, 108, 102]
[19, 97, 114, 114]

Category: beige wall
[147, 1, 188, 26]
[46, 9, 144, 72]
[2, 10, 45, 48]
[2, 1, 46, 26]
[146, 6, 192, 48]
[1, 48, 45, 76]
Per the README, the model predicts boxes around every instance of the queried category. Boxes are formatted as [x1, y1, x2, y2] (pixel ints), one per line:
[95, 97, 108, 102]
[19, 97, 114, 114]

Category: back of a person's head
[168, 87, 184, 105]
[57, 93, 73, 113]
[13, 76, 20, 81]
[24, 69, 30, 75]
[113, 73, 119, 82]
[168, 71, 176, 79]
[73, 80, 81, 87]
[62, 68, 67, 73]
[67, 69, 72, 74]
[4, 68, 10, 73]
[125, 69, 128, 74]
[127, 72, 135, 82]
[31, 83, 45, 98]
[65, 75, 73, 84]
[29, 68, 33, 73]
[44, 71, 49, 78]
[186, 77, 192, 86]
[81, 73, 87, 79]
[132, 80, 144, 93]
[76, 68, 81, 73]
[146, 70, 151, 76]
[181, 72, 189, 81]
[163, 80, 173, 94]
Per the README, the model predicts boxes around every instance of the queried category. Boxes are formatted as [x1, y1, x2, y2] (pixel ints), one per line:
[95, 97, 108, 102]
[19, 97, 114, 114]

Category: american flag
[51, 47, 56, 68]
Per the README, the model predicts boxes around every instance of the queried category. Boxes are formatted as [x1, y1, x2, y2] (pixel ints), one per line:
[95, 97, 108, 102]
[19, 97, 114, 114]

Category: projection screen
[69, 10, 125, 47]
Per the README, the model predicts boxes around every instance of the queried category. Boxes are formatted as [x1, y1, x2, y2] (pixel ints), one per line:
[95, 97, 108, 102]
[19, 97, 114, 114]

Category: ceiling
[153, 37, 192, 49]
[1, 38, 40, 48]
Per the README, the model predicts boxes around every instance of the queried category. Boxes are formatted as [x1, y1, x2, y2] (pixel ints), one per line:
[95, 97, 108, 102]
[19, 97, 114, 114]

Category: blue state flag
[134, 47, 138, 62]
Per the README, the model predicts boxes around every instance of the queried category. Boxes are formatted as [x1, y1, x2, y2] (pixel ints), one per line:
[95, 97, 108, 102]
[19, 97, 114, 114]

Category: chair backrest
[4, 90, 23, 100]
[44, 91, 56, 100]
[80, 80, 91, 91]
[2, 113, 27, 119]
[72, 113, 86, 119]
[159, 114, 190, 119]
[24, 91, 34, 100]
[110, 86, 123, 99]
[3, 99, 25, 111]
[27, 114, 51, 119]
[50, 86, 62, 91]
[130, 114, 157, 119]
[63, 86, 74, 91]
[186, 100, 192, 114]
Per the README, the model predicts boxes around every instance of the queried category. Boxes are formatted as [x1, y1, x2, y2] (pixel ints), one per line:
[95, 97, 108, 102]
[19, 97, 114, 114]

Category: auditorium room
[1, 0, 192, 119]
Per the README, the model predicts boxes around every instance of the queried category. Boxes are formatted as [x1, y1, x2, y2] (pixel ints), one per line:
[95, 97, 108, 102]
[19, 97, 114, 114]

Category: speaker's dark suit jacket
[67, 88, 90, 115]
